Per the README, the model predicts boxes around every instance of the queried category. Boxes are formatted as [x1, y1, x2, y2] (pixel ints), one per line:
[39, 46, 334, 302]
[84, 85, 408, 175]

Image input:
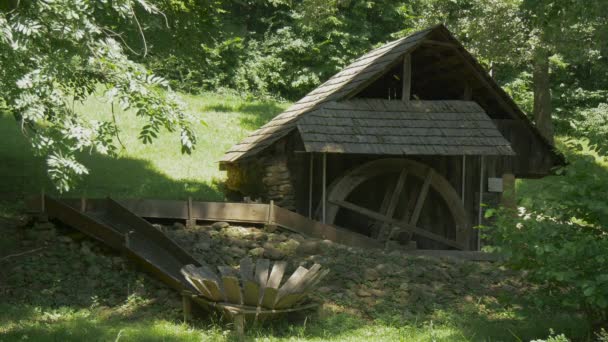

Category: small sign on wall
[488, 177, 503, 192]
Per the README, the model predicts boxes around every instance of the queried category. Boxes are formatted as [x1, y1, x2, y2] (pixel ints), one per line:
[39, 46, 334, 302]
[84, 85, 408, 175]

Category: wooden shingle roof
[297, 99, 514, 156]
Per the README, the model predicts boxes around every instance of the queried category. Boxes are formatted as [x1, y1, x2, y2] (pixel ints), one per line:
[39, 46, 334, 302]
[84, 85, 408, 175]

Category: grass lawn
[0, 91, 597, 341]
[0, 90, 288, 205]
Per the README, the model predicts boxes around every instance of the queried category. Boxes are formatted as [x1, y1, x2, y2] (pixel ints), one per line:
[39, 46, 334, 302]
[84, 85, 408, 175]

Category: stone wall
[261, 155, 295, 210]
[224, 151, 297, 210]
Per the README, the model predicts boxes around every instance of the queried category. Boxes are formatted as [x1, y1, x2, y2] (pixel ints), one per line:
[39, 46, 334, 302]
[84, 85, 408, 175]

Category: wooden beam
[402, 54, 411, 102]
[308, 154, 313, 219]
[422, 40, 458, 49]
[322, 153, 327, 223]
[461, 155, 466, 204]
[478, 156, 485, 250]
[386, 169, 408, 217]
[330, 199, 464, 249]
[464, 82, 472, 100]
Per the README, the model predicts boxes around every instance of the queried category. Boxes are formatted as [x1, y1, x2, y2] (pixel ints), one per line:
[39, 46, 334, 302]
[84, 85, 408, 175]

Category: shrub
[485, 139, 608, 325]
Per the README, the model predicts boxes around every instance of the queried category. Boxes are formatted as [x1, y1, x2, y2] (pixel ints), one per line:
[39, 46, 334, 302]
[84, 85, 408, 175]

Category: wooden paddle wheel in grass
[180, 258, 328, 336]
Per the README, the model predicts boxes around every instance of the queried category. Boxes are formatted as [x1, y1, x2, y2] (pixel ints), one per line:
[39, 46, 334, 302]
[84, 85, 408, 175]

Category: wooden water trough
[181, 258, 328, 335]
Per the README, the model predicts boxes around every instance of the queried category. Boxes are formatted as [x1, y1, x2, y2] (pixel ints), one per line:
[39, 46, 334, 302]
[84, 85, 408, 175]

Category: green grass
[0, 90, 288, 203]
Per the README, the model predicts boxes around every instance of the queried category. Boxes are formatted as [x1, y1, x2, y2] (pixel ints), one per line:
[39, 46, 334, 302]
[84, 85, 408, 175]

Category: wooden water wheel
[324, 158, 470, 250]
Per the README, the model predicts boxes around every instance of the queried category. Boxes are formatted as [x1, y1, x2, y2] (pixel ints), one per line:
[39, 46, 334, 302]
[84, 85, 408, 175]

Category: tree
[0, 0, 196, 192]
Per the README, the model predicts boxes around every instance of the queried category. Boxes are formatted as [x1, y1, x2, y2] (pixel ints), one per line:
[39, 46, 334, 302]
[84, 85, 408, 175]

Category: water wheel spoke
[377, 169, 408, 241]
[386, 169, 408, 217]
[409, 169, 433, 227]
[330, 199, 464, 249]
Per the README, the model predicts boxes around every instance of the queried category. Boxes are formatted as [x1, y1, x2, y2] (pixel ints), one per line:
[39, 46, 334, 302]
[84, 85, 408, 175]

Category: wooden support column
[478, 156, 485, 250]
[402, 54, 411, 102]
[322, 153, 327, 224]
[461, 155, 466, 204]
[501, 173, 516, 209]
[308, 154, 314, 219]
[187, 196, 195, 227]
[464, 82, 472, 100]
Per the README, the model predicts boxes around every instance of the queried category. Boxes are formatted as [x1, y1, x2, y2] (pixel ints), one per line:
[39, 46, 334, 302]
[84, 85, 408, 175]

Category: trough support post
[309, 153, 314, 219]
[80, 196, 87, 212]
[182, 293, 192, 323]
[234, 314, 245, 340]
[187, 196, 195, 228]
[402, 54, 411, 102]
[322, 153, 327, 224]
[478, 155, 485, 250]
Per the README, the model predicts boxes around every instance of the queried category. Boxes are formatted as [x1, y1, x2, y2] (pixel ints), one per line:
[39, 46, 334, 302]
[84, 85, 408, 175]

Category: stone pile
[164, 221, 526, 320]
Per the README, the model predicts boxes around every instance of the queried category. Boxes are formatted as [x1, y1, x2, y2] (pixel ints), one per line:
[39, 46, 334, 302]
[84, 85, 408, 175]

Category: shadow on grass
[0, 114, 224, 203]
[204, 101, 285, 130]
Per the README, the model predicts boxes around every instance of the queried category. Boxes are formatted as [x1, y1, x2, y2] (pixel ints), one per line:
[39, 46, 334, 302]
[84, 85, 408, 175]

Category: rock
[277, 239, 300, 255]
[264, 224, 278, 233]
[251, 231, 267, 241]
[173, 222, 186, 230]
[364, 268, 380, 281]
[356, 288, 372, 297]
[264, 247, 285, 260]
[296, 241, 321, 255]
[249, 247, 265, 257]
[320, 239, 334, 248]
[57, 236, 72, 244]
[369, 289, 386, 297]
[289, 233, 305, 242]
[212, 221, 230, 230]
[208, 231, 220, 239]
[87, 265, 101, 276]
[228, 246, 246, 258]
[33, 222, 55, 231]
[464, 295, 474, 303]
[318, 286, 333, 294]
[223, 226, 251, 238]
[268, 233, 287, 242]
[194, 242, 211, 251]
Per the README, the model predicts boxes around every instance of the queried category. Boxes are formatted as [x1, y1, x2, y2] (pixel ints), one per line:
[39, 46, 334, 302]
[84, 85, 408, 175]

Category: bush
[485, 139, 608, 325]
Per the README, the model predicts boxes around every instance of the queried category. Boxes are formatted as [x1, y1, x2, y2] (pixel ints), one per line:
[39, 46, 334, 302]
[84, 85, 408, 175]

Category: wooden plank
[275, 266, 310, 303]
[180, 265, 214, 299]
[202, 278, 225, 302]
[222, 276, 242, 305]
[422, 39, 457, 48]
[274, 293, 303, 310]
[409, 169, 433, 226]
[292, 264, 322, 294]
[402, 54, 411, 102]
[267, 261, 287, 289]
[255, 259, 270, 304]
[260, 261, 288, 308]
[242, 280, 260, 307]
[330, 199, 464, 249]
[273, 205, 382, 249]
[261, 287, 279, 309]
[240, 257, 254, 283]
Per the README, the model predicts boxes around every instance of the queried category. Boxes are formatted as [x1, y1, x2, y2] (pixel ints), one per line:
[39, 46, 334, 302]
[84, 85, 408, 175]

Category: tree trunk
[532, 47, 554, 144]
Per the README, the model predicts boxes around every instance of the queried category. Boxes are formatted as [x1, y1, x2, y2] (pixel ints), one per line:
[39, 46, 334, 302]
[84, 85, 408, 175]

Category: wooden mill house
[220, 24, 564, 250]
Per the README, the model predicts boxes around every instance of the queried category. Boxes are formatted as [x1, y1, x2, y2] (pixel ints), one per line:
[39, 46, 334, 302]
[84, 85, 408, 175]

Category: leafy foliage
[0, 0, 196, 191]
[486, 140, 608, 323]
